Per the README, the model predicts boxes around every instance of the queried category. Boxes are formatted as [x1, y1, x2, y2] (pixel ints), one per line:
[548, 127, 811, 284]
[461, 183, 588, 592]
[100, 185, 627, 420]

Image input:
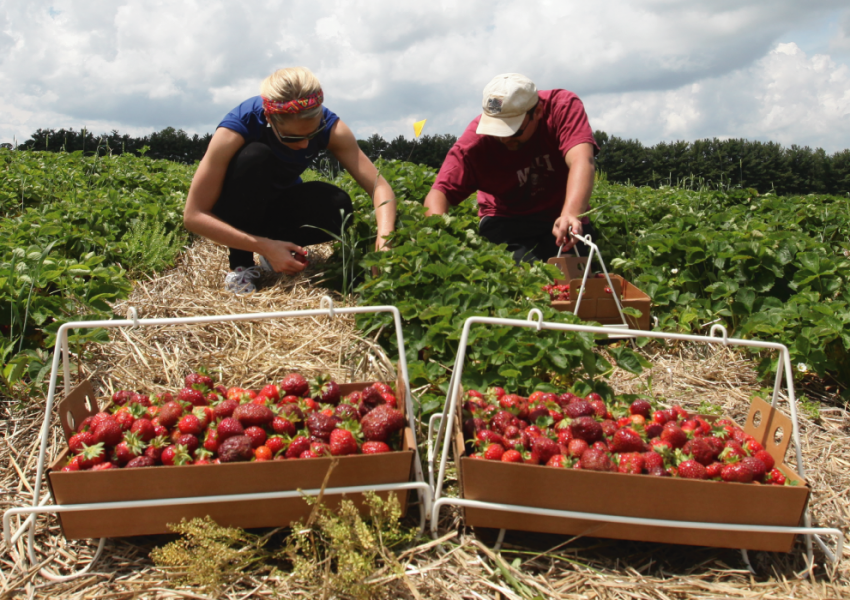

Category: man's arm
[423, 188, 451, 216]
[327, 120, 397, 251]
[552, 142, 596, 250]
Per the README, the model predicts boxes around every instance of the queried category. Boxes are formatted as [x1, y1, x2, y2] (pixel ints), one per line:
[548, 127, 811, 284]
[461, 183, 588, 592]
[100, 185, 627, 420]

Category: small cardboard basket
[48, 377, 416, 540]
[454, 396, 809, 552]
[547, 255, 651, 330]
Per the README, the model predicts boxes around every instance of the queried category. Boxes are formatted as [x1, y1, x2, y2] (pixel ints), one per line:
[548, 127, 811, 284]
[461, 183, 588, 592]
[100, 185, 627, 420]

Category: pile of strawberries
[60, 371, 407, 471]
[463, 387, 790, 485]
[543, 284, 571, 302]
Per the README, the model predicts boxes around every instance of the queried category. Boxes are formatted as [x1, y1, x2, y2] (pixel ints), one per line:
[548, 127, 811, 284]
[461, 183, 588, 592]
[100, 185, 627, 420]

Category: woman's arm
[183, 127, 307, 274]
[326, 120, 397, 251]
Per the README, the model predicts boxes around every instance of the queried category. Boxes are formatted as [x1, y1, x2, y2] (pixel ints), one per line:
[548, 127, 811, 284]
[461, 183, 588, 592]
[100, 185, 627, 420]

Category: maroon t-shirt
[433, 89, 598, 221]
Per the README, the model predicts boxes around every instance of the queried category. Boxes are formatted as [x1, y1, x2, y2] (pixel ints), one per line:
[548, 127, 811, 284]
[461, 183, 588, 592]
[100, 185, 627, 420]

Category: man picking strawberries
[424, 73, 598, 264]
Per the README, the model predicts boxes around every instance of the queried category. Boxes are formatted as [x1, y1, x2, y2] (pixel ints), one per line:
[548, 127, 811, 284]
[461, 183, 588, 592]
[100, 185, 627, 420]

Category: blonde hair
[260, 67, 323, 123]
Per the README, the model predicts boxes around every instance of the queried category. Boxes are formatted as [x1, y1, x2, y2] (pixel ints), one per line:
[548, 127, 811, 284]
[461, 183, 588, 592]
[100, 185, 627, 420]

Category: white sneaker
[224, 266, 262, 295]
[257, 255, 274, 273]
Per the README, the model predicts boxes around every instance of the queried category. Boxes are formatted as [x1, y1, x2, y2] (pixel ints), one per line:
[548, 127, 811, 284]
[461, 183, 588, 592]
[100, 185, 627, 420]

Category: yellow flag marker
[413, 119, 427, 138]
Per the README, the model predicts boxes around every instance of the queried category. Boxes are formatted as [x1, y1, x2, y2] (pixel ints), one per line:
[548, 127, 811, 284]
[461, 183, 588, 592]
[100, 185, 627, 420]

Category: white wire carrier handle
[556, 229, 632, 330]
[427, 313, 845, 571]
[4, 296, 433, 580]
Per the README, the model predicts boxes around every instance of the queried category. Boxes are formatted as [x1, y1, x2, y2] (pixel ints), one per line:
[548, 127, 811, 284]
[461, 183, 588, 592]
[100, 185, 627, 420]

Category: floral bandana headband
[262, 90, 324, 115]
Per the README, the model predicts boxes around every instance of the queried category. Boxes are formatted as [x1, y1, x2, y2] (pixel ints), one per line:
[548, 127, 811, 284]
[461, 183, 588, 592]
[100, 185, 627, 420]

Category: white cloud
[0, 0, 847, 152]
[587, 42, 850, 152]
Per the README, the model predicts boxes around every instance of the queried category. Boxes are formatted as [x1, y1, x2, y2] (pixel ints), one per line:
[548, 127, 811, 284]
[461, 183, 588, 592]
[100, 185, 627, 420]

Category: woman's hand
[259, 239, 308, 274]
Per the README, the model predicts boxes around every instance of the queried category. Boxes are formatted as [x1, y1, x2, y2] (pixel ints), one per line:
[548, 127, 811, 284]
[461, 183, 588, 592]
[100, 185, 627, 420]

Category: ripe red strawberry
[754, 450, 775, 471]
[629, 399, 652, 418]
[480, 443, 504, 461]
[601, 419, 618, 437]
[682, 437, 718, 466]
[547, 454, 572, 468]
[767, 468, 786, 485]
[129, 393, 151, 407]
[670, 405, 689, 422]
[678, 459, 708, 479]
[217, 417, 244, 441]
[362, 441, 391, 454]
[588, 399, 608, 418]
[329, 428, 359, 456]
[719, 441, 747, 464]
[157, 401, 185, 429]
[62, 455, 83, 472]
[143, 435, 169, 462]
[76, 416, 95, 434]
[178, 414, 203, 436]
[213, 398, 239, 419]
[609, 427, 645, 453]
[335, 403, 360, 422]
[360, 404, 405, 442]
[271, 415, 296, 436]
[743, 437, 764, 456]
[567, 438, 589, 458]
[91, 462, 116, 471]
[260, 384, 280, 402]
[113, 409, 135, 433]
[112, 390, 133, 406]
[175, 433, 199, 454]
[185, 370, 214, 390]
[579, 448, 614, 472]
[161, 444, 193, 466]
[77, 443, 107, 469]
[244, 426, 267, 448]
[475, 429, 506, 447]
[556, 392, 578, 407]
[130, 418, 156, 442]
[233, 403, 274, 427]
[306, 412, 341, 441]
[492, 410, 520, 433]
[203, 428, 220, 453]
[721, 462, 754, 483]
[569, 416, 603, 443]
[93, 417, 123, 447]
[660, 422, 688, 449]
[585, 392, 603, 403]
[530, 436, 559, 464]
[125, 456, 156, 469]
[741, 456, 767, 482]
[178, 387, 207, 407]
[69, 430, 95, 454]
[309, 441, 329, 456]
[226, 387, 248, 401]
[314, 376, 341, 405]
[642, 451, 664, 471]
[652, 409, 672, 425]
[565, 400, 595, 419]
[113, 432, 146, 465]
[193, 448, 214, 465]
[500, 449, 523, 462]
[705, 461, 724, 479]
[617, 452, 645, 474]
[266, 435, 286, 456]
[280, 372, 310, 397]
[285, 435, 311, 459]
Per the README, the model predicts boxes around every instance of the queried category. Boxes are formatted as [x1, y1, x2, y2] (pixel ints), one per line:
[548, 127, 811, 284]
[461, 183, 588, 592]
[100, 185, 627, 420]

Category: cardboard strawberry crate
[48, 376, 416, 540]
[454, 396, 809, 552]
[547, 255, 651, 330]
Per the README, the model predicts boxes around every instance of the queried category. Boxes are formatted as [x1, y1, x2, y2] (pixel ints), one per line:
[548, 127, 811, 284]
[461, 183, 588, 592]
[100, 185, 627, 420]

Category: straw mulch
[1, 238, 849, 599]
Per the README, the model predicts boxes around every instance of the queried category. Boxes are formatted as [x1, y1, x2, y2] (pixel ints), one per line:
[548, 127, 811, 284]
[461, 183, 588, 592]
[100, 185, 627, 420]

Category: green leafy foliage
[592, 182, 850, 389]
[0, 147, 193, 396]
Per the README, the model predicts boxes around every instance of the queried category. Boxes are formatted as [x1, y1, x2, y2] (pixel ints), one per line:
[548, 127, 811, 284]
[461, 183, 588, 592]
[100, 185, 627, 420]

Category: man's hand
[553, 215, 583, 251]
[262, 240, 308, 275]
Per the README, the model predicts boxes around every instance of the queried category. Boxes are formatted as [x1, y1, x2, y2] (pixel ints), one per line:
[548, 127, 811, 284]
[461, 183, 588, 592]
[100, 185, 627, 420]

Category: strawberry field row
[0, 148, 193, 397]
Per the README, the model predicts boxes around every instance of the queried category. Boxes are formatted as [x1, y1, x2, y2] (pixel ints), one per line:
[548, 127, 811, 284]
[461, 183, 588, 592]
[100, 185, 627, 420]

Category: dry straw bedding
[0, 239, 848, 599]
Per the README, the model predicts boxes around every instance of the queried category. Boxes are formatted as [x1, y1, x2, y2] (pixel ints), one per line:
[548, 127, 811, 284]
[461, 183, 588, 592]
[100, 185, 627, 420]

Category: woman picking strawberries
[184, 66, 396, 294]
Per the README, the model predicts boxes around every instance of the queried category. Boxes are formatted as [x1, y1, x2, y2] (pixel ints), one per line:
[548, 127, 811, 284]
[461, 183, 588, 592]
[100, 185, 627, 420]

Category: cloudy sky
[1, 1, 848, 152]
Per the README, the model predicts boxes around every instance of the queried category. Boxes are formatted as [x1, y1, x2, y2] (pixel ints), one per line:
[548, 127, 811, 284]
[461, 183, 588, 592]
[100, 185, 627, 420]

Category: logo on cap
[485, 96, 503, 115]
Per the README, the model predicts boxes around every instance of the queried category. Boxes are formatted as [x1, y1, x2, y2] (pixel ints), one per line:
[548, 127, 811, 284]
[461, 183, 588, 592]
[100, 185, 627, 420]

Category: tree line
[12, 127, 850, 197]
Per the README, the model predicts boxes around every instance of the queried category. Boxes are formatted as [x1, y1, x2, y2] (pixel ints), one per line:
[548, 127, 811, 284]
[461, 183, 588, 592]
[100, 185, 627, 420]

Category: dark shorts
[478, 215, 596, 264]
[212, 142, 353, 270]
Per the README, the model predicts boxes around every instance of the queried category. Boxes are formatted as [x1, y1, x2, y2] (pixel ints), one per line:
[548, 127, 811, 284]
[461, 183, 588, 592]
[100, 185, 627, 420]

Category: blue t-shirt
[218, 96, 340, 186]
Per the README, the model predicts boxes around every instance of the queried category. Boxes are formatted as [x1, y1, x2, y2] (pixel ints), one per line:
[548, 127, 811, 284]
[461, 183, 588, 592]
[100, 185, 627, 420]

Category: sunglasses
[509, 103, 539, 139]
[270, 118, 326, 144]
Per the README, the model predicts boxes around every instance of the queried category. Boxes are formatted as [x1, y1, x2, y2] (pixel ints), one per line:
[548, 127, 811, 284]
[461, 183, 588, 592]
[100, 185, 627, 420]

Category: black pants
[212, 142, 353, 270]
[479, 215, 596, 264]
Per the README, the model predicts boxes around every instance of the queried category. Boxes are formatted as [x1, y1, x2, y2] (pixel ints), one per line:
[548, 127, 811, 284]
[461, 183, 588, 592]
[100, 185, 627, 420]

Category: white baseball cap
[476, 73, 539, 137]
